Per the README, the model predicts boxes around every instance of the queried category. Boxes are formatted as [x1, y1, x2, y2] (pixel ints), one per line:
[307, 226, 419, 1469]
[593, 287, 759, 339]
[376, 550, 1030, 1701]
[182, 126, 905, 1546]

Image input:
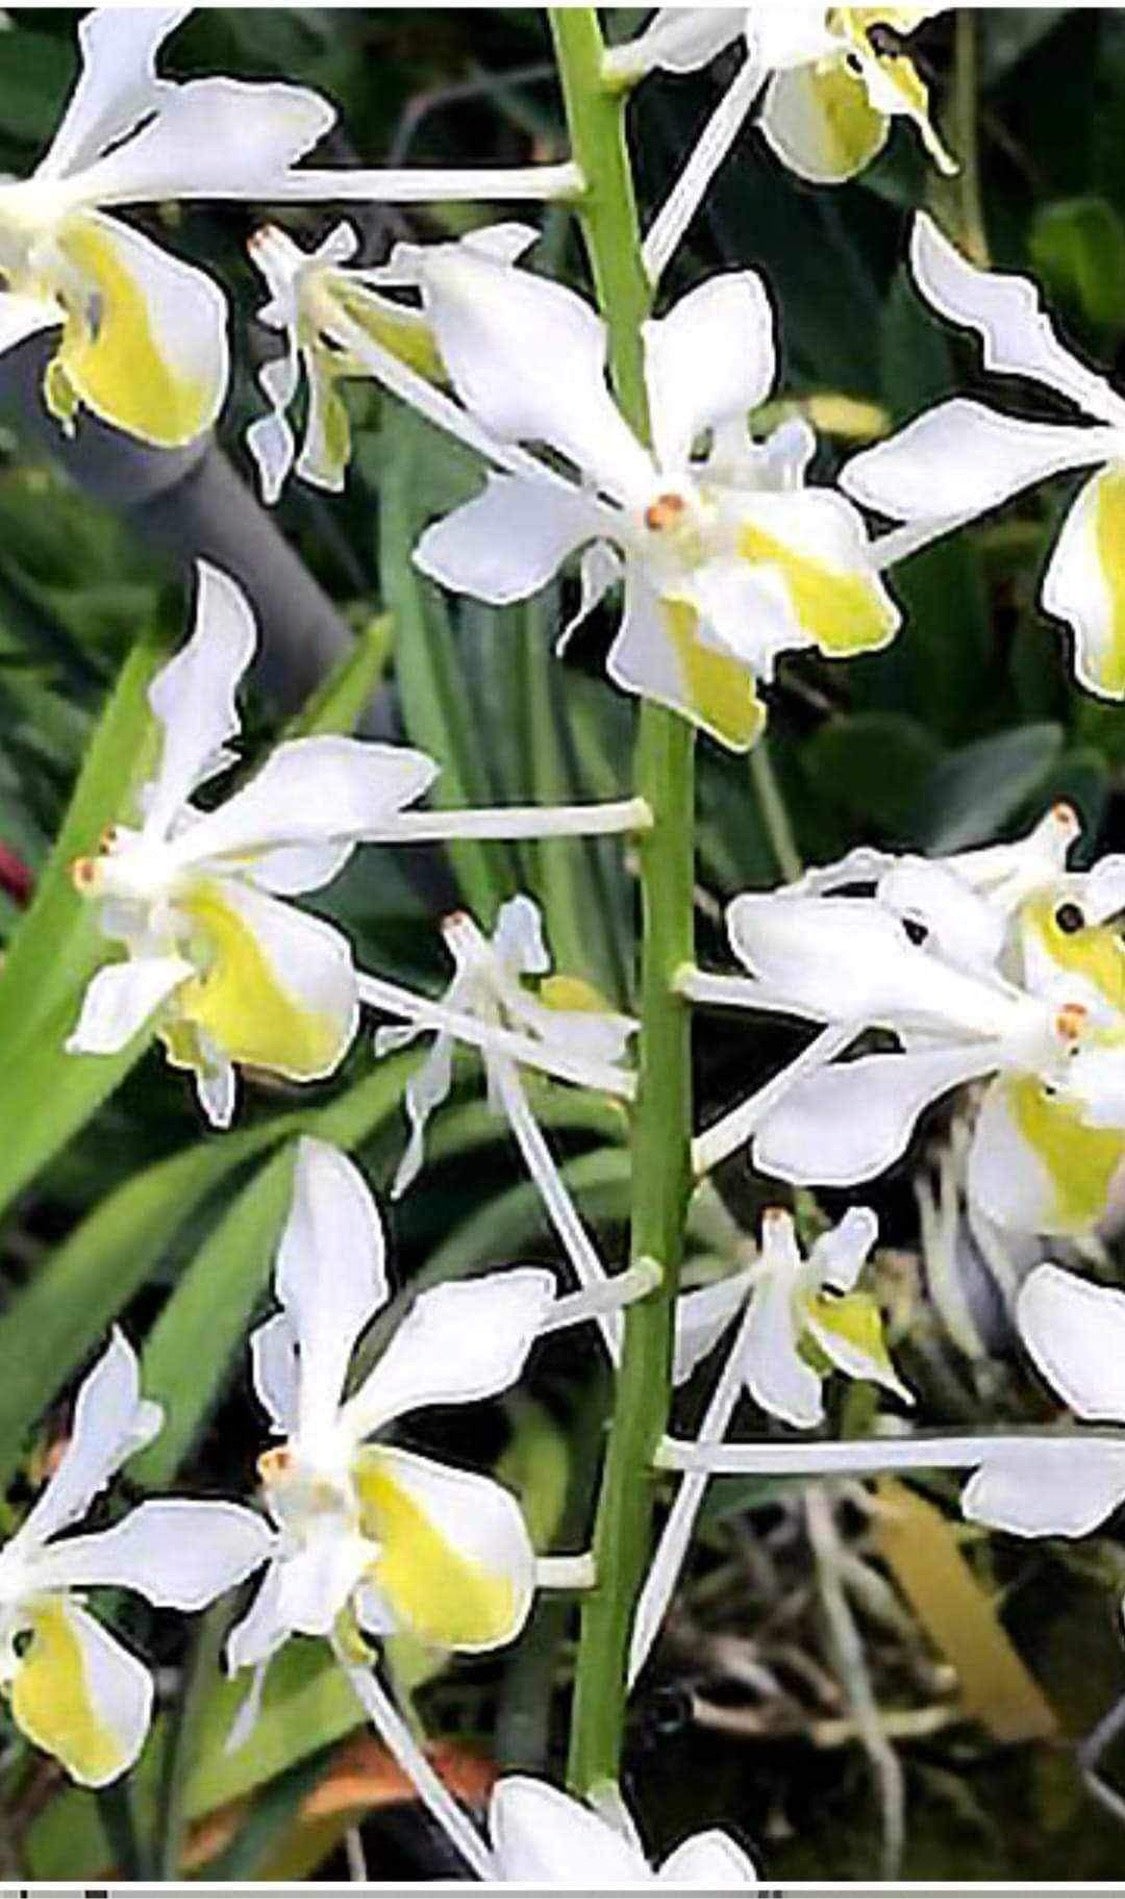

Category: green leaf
[0, 622, 165, 1061]
[283, 612, 392, 740]
[0, 1117, 289, 1491]
[914, 723, 1064, 851]
[497, 1396, 570, 1553]
[802, 714, 944, 840]
[186, 1640, 361, 1821]
[1029, 197, 1125, 330]
[130, 1056, 416, 1488]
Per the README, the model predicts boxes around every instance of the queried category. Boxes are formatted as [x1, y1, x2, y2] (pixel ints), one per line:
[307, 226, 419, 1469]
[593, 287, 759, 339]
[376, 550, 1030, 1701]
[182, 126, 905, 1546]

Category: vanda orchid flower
[67, 567, 644, 1128]
[631, 1205, 908, 1683]
[246, 222, 533, 505]
[363, 896, 637, 1357]
[604, 7, 954, 282]
[0, 1331, 269, 1787]
[0, 6, 338, 446]
[683, 812, 1125, 1235]
[319, 228, 900, 751]
[227, 1138, 640, 1696]
[487, 1775, 757, 1886]
[843, 213, 1125, 699]
[65, 562, 436, 1127]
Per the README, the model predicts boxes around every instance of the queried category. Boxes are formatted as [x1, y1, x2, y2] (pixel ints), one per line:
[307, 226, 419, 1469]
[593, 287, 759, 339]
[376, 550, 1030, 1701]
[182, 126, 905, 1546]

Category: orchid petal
[168, 881, 359, 1084]
[170, 735, 437, 874]
[673, 1270, 752, 1385]
[876, 855, 1006, 973]
[416, 241, 653, 501]
[66, 955, 192, 1056]
[659, 1831, 758, 1885]
[643, 272, 776, 472]
[249, 1311, 299, 1438]
[968, 1075, 1125, 1236]
[731, 488, 900, 659]
[52, 211, 228, 448]
[841, 398, 1111, 530]
[10, 1599, 151, 1788]
[489, 1777, 649, 1885]
[911, 212, 1125, 429]
[33, 1500, 272, 1607]
[225, 1560, 290, 1675]
[809, 1205, 879, 1293]
[274, 1139, 388, 1445]
[759, 60, 888, 185]
[343, 1267, 556, 1439]
[354, 1445, 536, 1651]
[414, 472, 602, 605]
[20, 1332, 161, 1548]
[144, 562, 256, 836]
[0, 289, 64, 353]
[603, 9, 744, 82]
[607, 572, 766, 752]
[962, 1439, 1125, 1539]
[742, 1264, 824, 1430]
[1018, 1264, 1125, 1422]
[1042, 464, 1125, 698]
[754, 1044, 996, 1186]
[38, 6, 185, 181]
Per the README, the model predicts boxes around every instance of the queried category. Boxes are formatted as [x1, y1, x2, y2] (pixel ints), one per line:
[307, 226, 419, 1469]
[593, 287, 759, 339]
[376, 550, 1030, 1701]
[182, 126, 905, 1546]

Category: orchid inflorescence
[4, 3, 1125, 1887]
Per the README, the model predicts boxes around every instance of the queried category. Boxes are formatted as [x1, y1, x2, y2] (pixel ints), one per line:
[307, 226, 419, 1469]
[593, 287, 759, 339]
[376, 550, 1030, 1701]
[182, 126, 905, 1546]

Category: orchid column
[549, 8, 695, 1795]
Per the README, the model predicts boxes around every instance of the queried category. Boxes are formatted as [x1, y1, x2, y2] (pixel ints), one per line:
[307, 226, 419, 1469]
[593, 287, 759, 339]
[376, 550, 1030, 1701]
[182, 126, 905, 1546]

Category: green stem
[549, 7, 696, 1795]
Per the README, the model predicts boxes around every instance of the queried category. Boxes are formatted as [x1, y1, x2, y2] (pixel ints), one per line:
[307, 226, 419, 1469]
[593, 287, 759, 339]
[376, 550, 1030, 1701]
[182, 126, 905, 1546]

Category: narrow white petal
[754, 1045, 996, 1186]
[841, 399, 1111, 529]
[673, 1271, 752, 1384]
[20, 1332, 161, 1547]
[33, 1500, 273, 1607]
[1017, 1264, 1125, 1422]
[489, 1776, 649, 1885]
[809, 1206, 879, 1294]
[247, 407, 297, 508]
[275, 1139, 388, 1442]
[145, 562, 256, 836]
[962, 1440, 1125, 1538]
[38, 6, 185, 180]
[911, 211, 1125, 429]
[343, 1268, 555, 1438]
[387, 1033, 455, 1198]
[742, 1268, 824, 1429]
[196, 1058, 237, 1131]
[603, 8, 743, 81]
[250, 1311, 299, 1437]
[66, 955, 192, 1055]
[414, 473, 602, 605]
[225, 1560, 290, 1676]
[644, 272, 776, 471]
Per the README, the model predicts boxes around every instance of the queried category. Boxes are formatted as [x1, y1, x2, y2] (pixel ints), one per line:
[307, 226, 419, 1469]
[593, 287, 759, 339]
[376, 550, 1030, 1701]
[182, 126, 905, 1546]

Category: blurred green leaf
[283, 612, 392, 740]
[914, 723, 1064, 851]
[1030, 197, 1125, 329]
[803, 714, 943, 839]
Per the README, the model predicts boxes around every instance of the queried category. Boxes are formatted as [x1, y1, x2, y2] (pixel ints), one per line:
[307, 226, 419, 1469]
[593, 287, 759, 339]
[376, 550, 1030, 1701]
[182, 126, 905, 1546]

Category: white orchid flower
[66, 562, 439, 1127]
[631, 1205, 907, 1682]
[674, 1206, 908, 1429]
[842, 213, 1125, 698]
[227, 1138, 560, 1691]
[0, 1330, 270, 1787]
[364, 896, 636, 1357]
[488, 1775, 756, 1887]
[245, 220, 532, 505]
[0, 6, 339, 445]
[684, 846, 1125, 1233]
[606, 7, 953, 282]
[961, 1265, 1125, 1542]
[328, 230, 900, 751]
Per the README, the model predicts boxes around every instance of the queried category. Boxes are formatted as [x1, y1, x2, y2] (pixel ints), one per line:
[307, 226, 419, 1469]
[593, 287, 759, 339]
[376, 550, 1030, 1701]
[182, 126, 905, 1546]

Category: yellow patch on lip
[167, 882, 347, 1082]
[802, 1289, 898, 1383]
[736, 519, 895, 657]
[662, 598, 767, 750]
[332, 278, 447, 385]
[1021, 893, 1125, 1014]
[48, 214, 213, 448]
[10, 1598, 125, 1786]
[1007, 1072, 1125, 1233]
[537, 974, 610, 1015]
[353, 1449, 518, 1651]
